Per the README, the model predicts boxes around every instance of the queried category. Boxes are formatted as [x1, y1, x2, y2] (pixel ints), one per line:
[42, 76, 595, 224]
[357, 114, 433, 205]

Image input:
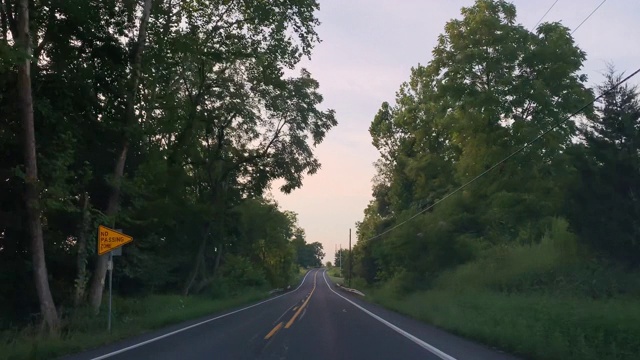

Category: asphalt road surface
[64, 269, 519, 360]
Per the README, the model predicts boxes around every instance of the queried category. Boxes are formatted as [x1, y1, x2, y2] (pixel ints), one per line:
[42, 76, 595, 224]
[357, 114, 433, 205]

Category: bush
[219, 255, 267, 289]
[434, 217, 580, 294]
[363, 216, 640, 359]
[327, 267, 341, 278]
[383, 269, 417, 296]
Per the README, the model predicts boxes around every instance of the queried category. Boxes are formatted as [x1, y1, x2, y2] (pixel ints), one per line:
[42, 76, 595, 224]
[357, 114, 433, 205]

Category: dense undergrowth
[360, 221, 640, 360]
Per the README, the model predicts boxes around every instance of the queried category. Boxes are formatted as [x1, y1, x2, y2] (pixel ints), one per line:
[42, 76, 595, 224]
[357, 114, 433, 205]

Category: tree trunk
[182, 224, 210, 296]
[194, 243, 223, 294]
[73, 192, 90, 307]
[15, 0, 59, 331]
[213, 242, 223, 275]
[182, 239, 206, 296]
[87, 0, 153, 312]
[88, 142, 127, 310]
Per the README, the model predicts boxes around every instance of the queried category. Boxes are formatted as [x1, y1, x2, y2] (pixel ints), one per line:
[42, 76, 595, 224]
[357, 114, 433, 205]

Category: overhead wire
[362, 0, 618, 242]
[532, 0, 559, 30]
[572, 0, 607, 35]
[366, 67, 640, 242]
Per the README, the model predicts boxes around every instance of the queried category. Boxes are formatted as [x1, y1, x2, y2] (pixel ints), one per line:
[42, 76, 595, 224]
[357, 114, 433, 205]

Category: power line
[502, 0, 606, 132]
[572, 0, 607, 35]
[366, 67, 640, 242]
[532, 0, 559, 31]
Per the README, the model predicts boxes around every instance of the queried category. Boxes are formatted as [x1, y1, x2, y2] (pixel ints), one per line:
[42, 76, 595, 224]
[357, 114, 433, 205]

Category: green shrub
[434, 217, 581, 293]
[327, 267, 341, 278]
[362, 216, 640, 359]
[219, 255, 267, 289]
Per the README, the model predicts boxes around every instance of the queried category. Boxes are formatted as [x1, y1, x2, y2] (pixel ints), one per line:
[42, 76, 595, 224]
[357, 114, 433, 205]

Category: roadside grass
[362, 220, 640, 360]
[368, 287, 640, 360]
[328, 275, 344, 285]
[326, 267, 344, 285]
[291, 267, 309, 287]
[327, 267, 341, 278]
[1, 290, 269, 360]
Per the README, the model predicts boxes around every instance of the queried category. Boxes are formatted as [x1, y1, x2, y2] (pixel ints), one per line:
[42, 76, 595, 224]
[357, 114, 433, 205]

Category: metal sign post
[107, 251, 113, 332]
[107, 229, 123, 333]
[98, 225, 130, 333]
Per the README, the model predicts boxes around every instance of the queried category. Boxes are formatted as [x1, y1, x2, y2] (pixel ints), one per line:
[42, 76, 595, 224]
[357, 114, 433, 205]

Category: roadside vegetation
[2, 267, 311, 360]
[0, 0, 329, 358]
[363, 228, 640, 360]
[1, 291, 267, 360]
[344, 1, 640, 360]
[326, 266, 344, 286]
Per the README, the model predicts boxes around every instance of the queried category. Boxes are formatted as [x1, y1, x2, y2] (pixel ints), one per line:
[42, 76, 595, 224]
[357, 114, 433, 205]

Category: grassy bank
[293, 267, 310, 286]
[1, 290, 269, 360]
[368, 287, 639, 360]
[360, 229, 640, 360]
[1, 267, 312, 360]
[326, 267, 344, 285]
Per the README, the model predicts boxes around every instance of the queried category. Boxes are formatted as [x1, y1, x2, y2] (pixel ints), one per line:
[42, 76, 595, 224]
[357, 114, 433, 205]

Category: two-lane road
[65, 269, 518, 360]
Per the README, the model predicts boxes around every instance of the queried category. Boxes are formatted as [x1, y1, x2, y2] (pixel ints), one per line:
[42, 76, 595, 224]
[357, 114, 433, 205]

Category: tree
[334, 248, 347, 269]
[12, 0, 59, 331]
[88, 0, 154, 313]
[355, 0, 592, 284]
[308, 242, 325, 267]
[569, 67, 640, 262]
[292, 235, 324, 268]
[0, 0, 334, 327]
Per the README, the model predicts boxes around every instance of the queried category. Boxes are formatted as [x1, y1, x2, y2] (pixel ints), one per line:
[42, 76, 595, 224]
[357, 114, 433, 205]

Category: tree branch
[1, 0, 8, 41]
[210, 0, 239, 31]
[33, 3, 54, 60]
[234, 118, 287, 168]
[3, 0, 17, 39]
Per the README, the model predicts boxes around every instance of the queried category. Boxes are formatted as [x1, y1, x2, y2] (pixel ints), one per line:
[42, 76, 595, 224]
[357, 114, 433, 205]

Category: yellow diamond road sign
[98, 225, 133, 255]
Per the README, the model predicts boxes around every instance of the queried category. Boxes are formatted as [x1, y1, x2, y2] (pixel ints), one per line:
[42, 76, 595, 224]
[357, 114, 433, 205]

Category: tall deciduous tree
[356, 0, 592, 283]
[88, 0, 154, 312]
[1, 0, 334, 325]
[13, 0, 58, 330]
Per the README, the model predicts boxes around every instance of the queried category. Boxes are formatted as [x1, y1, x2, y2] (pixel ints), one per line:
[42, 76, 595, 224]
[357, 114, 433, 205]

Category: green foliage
[327, 267, 341, 278]
[354, 0, 635, 295]
[219, 255, 267, 290]
[1, 0, 334, 335]
[568, 67, 640, 263]
[0, 292, 268, 360]
[0, 43, 20, 72]
[435, 217, 580, 294]
[362, 221, 640, 359]
[368, 288, 640, 360]
[291, 232, 325, 268]
[354, 3, 640, 359]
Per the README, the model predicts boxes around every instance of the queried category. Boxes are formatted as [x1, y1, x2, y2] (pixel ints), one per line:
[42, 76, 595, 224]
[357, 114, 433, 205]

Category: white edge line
[89, 270, 314, 360]
[321, 270, 457, 360]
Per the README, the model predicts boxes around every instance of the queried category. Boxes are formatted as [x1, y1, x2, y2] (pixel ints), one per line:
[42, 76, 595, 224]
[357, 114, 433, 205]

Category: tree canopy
[0, 0, 332, 331]
[353, 0, 638, 287]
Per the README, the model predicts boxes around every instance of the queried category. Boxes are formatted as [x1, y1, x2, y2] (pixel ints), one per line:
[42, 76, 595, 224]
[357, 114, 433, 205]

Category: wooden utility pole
[348, 228, 352, 288]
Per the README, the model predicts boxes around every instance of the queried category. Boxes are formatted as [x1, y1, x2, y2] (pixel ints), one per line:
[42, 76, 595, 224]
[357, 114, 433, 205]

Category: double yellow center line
[264, 270, 318, 340]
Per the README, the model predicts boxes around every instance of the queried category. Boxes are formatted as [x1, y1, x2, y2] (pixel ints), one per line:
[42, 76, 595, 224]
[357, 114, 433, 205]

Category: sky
[271, 0, 640, 262]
